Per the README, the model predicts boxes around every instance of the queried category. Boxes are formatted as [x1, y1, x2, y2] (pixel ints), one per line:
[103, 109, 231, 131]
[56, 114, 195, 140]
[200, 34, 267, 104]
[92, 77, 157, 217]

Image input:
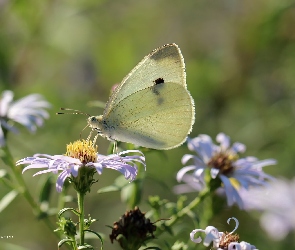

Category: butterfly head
[87, 115, 104, 133]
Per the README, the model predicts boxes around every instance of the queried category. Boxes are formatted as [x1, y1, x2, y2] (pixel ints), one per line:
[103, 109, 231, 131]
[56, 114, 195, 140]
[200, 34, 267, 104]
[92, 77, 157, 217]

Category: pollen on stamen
[218, 231, 240, 249]
[208, 152, 239, 175]
[65, 140, 98, 164]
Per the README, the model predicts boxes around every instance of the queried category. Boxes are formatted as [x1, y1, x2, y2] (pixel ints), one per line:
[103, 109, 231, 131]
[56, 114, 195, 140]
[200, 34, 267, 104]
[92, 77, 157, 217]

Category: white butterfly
[88, 43, 195, 150]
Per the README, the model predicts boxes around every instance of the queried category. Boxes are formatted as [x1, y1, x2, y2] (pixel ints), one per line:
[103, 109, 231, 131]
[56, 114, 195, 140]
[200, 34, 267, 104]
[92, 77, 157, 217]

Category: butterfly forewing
[104, 43, 186, 117]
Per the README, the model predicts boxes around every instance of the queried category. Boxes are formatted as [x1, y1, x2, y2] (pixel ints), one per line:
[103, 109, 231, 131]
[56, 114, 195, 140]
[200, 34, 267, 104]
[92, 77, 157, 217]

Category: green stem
[71, 238, 78, 250]
[165, 187, 211, 228]
[77, 191, 85, 246]
[0, 145, 58, 236]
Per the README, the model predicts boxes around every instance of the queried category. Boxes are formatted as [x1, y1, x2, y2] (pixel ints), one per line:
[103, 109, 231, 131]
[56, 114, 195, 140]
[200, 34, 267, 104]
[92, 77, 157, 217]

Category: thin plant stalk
[77, 191, 85, 246]
[165, 187, 211, 228]
[1, 144, 59, 238]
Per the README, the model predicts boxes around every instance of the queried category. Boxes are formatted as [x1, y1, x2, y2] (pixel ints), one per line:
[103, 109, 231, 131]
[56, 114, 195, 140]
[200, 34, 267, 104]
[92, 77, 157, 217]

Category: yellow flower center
[65, 140, 98, 164]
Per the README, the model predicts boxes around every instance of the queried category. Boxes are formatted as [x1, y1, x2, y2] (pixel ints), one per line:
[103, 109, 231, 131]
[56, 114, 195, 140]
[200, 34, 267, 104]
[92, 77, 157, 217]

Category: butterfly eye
[91, 117, 97, 122]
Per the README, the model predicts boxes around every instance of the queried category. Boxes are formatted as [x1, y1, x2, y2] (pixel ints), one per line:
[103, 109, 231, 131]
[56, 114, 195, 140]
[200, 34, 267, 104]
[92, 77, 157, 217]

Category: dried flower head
[110, 206, 156, 250]
[218, 231, 240, 249]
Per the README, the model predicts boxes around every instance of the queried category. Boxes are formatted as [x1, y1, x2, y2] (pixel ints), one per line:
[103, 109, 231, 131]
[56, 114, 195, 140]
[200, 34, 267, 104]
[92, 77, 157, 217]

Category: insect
[87, 43, 195, 150]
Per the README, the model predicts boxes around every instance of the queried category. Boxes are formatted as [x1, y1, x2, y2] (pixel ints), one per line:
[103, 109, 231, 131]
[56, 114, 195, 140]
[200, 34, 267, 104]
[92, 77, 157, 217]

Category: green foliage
[0, 1, 294, 249]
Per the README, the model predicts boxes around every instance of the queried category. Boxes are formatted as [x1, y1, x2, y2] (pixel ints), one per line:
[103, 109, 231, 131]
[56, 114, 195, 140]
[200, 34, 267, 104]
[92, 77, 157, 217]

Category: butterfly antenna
[56, 108, 90, 116]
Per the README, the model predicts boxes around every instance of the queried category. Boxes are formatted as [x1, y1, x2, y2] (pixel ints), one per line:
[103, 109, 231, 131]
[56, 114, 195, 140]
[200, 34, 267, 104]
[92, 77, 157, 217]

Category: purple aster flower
[17, 140, 145, 193]
[0, 90, 51, 146]
[190, 217, 258, 250]
[240, 177, 295, 241]
[176, 133, 276, 209]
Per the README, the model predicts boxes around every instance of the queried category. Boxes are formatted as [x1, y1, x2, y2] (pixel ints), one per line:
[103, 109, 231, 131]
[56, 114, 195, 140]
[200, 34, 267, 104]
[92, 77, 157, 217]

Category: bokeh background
[1, 0, 295, 249]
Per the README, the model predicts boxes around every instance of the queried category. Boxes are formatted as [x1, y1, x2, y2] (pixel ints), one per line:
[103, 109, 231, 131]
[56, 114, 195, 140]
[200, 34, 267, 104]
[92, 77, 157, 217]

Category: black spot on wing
[154, 78, 164, 85]
[151, 78, 165, 96]
[149, 81, 165, 105]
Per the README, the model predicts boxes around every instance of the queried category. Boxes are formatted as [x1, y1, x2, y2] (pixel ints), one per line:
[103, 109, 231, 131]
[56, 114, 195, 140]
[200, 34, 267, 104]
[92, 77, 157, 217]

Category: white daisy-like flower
[17, 140, 145, 193]
[0, 90, 51, 146]
[190, 225, 223, 248]
[190, 217, 258, 250]
[176, 133, 276, 209]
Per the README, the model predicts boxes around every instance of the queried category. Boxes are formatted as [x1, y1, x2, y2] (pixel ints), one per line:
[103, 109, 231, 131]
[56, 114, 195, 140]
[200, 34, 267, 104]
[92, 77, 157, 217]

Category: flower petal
[228, 242, 242, 250]
[0, 90, 14, 116]
[56, 170, 70, 192]
[176, 165, 196, 182]
[231, 142, 246, 154]
[216, 133, 230, 151]
[221, 175, 245, 209]
[190, 229, 204, 243]
[188, 135, 215, 163]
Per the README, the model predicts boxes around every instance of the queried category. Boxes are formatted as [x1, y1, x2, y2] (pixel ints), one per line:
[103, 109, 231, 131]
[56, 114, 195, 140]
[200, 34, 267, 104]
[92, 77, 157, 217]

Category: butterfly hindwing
[102, 81, 194, 149]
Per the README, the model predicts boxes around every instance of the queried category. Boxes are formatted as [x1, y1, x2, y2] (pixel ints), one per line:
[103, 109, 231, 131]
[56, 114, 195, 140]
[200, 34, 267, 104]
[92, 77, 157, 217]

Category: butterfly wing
[104, 43, 186, 117]
[102, 81, 195, 149]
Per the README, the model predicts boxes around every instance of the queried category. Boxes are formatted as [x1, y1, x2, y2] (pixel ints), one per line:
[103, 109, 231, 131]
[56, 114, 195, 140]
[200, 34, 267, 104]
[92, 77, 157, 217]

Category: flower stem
[0, 145, 57, 234]
[165, 187, 211, 228]
[77, 191, 85, 246]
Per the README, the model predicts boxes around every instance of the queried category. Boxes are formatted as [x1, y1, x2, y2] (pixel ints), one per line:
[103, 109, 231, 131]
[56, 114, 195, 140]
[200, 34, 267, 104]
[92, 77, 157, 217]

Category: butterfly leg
[86, 130, 93, 141]
[92, 133, 99, 146]
[112, 141, 118, 154]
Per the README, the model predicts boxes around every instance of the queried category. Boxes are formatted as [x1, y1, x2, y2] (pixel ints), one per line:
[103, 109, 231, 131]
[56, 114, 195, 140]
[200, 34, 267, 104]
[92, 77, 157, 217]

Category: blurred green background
[1, 0, 295, 249]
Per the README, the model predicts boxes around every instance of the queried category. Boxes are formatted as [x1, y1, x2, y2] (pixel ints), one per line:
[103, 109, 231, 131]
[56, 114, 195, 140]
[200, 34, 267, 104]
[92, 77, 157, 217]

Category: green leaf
[121, 179, 143, 208]
[97, 175, 128, 194]
[0, 190, 18, 213]
[0, 169, 8, 178]
[142, 247, 162, 250]
[58, 238, 74, 248]
[84, 229, 104, 250]
[58, 207, 80, 218]
[161, 224, 174, 236]
[39, 176, 53, 203]
[97, 185, 121, 193]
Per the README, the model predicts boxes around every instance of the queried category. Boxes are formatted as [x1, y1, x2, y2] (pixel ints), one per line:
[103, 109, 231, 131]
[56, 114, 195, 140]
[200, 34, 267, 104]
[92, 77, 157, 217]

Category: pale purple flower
[176, 133, 276, 209]
[0, 90, 51, 146]
[17, 150, 145, 192]
[240, 178, 295, 240]
[173, 173, 204, 194]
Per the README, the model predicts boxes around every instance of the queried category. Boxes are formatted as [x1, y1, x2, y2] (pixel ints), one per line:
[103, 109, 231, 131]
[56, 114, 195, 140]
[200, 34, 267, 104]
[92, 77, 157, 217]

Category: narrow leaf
[97, 185, 121, 193]
[0, 190, 18, 213]
[143, 247, 162, 250]
[84, 229, 104, 250]
[58, 207, 80, 218]
[58, 238, 74, 248]
[39, 176, 52, 203]
[0, 169, 8, 178]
